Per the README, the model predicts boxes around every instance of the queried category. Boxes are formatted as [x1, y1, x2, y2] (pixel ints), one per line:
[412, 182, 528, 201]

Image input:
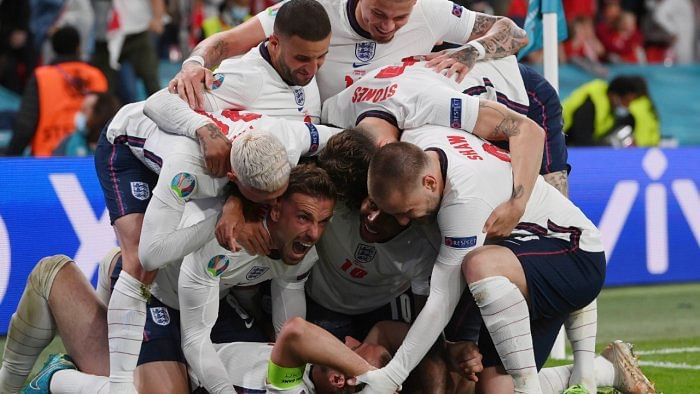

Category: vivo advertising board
[0, 148, 698, 334]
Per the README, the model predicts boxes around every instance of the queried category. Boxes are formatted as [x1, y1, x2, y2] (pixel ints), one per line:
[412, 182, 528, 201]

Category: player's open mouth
[292, 241, 312, 254]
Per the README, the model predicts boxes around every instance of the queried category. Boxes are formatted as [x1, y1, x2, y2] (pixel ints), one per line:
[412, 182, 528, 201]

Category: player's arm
[356, 201, 489, 392]
[425, 8, 527, 81]
[178, 247, 236, 394]
[270, 277, 308, 336]
[138, 156, 222, 271]
[271, 317, 375, 378]
[472, 98, 544, 237]
[168, 17, 267, 109]
[143, 85, 254, 177]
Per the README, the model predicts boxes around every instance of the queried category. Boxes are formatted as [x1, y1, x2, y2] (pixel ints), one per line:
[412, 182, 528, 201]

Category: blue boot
[21, 353, 76, 394]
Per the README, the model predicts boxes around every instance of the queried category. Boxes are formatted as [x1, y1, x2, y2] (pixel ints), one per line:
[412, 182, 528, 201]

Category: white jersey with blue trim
[258, 0, 477, 101]
[401, 125, 604, 269]
[212, 342, 316, 393]
[178, 203, 317, 393]
[322, 56, 528, 132]
[105, 102, 337, 206]
[309, 205, 439, 315]
[205, 44, 321, 122]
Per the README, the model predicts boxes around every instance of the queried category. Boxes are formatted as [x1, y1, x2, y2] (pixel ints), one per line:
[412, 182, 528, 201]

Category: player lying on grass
[0, 253, 655, 394]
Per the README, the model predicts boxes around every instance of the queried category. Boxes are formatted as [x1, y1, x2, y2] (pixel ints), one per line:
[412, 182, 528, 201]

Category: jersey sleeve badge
[207, 255, 231, 277]
[444, 236, 477, 249]
[170, 172, 197, 201]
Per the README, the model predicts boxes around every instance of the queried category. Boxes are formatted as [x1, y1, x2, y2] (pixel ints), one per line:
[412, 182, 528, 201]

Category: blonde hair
[230, 131, 291, 192]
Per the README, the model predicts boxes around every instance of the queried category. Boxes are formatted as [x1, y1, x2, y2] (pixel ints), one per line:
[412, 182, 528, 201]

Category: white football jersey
[309, 205, 440, 314]
[213, 342, 316, 393]
[181, 236, 317, 298]
[206, 44, 321, 122]
[106, 102, 337, 210]
[258, 0, 477, 100]
[322, 56, 528, 132]
[401, 125, 604, 268]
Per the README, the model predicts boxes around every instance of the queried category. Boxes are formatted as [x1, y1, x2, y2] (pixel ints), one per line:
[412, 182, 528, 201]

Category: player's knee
[462, 249, 492, 284]
[29, 254, 73, 299]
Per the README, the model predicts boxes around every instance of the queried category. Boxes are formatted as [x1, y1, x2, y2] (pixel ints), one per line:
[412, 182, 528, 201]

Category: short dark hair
[87, 92, 121, 144]
[368, 142, 428, 203]
[317, 129, 376, 209]
[273, 0, 331, 41]
[608, 75, 648, 97]
[51, 26, 81, 56]
[285, 163, 337, 203]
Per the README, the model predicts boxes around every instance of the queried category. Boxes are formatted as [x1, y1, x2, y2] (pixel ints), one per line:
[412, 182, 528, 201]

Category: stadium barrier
[0, 147, 698, 334]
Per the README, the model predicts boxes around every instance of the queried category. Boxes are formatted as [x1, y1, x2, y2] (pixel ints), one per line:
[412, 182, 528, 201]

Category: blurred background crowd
[0, 0, 698, 156]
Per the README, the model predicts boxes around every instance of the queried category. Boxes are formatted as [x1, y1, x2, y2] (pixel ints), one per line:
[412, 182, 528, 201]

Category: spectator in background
[652, 0, 695, 63]
[46, 0, 96, 62]
[563, 16, 607, 76]
[53, 91, 120, 156]
[0, 0, 35, 94]
[599, 9, 645, 63]
[107, 0, 165, 103]
[6, 26, 107, 156]
[562, 75, 660, 147]
[202, 0, 252, 38]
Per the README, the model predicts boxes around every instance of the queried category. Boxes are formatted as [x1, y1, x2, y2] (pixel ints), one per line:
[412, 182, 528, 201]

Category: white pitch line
[638, 360, 700, 370]
[635, 347, 700, 355]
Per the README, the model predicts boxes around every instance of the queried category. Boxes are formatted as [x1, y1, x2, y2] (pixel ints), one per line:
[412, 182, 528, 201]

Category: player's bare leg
[0, 254, 110, 392]
[462, 245, 541, 394]
[0, 255, 72, 392]
[108, 213, 157, 393]
[50, 250, 188, 393]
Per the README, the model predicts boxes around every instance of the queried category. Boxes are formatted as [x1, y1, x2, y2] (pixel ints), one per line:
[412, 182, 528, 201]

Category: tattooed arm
[196, 123, 233, 177]
[543, 170, 569, 198]
[472, 98, 544, 237]
[425, 14, 527, 82]
[168, 17, 266, 109]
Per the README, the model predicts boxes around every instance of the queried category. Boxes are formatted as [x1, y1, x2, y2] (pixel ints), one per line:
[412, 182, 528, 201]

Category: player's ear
[422, 174, 437, 192]
[269, 201, 282, 222]
[328, 371, 346, 389]
[227, 170, 238, 183]
[268, 34, 280, 51]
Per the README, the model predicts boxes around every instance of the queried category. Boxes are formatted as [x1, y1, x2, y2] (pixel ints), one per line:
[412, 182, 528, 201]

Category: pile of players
[0, 0, 656, 393]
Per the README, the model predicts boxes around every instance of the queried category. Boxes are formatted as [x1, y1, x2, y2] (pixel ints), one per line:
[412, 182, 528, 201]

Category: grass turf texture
[1, 283, 698, 392]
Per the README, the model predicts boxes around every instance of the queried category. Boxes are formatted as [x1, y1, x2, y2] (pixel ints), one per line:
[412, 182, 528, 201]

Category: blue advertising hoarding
[0, 147, 699, 334]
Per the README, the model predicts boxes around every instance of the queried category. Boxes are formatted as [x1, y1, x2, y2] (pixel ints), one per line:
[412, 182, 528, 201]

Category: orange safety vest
[31, 62, 107, 156]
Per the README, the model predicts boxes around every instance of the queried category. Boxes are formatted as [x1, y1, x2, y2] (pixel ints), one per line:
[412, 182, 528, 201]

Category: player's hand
[196, 124, 232, 177]
[446, 341, 483, 382]
[236, 221, 272, 256]
[168, 61, 215, 110]
[352, 369, 402, 393]
[482, 198, 525, 238]
[423, 48, 477, 83]
[216, 197, 244, 252]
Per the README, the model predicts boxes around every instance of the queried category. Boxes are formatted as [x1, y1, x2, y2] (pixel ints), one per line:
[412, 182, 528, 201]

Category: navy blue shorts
[519, 63, 569, 175]
[94, 128, 158, 225]
[462, 234, 606, 370]
[306, 289, 417, 340]
[110, 259, 266, 365]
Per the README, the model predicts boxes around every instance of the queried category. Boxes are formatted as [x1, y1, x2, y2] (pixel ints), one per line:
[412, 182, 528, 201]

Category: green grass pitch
[2, 283, 699, 392]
